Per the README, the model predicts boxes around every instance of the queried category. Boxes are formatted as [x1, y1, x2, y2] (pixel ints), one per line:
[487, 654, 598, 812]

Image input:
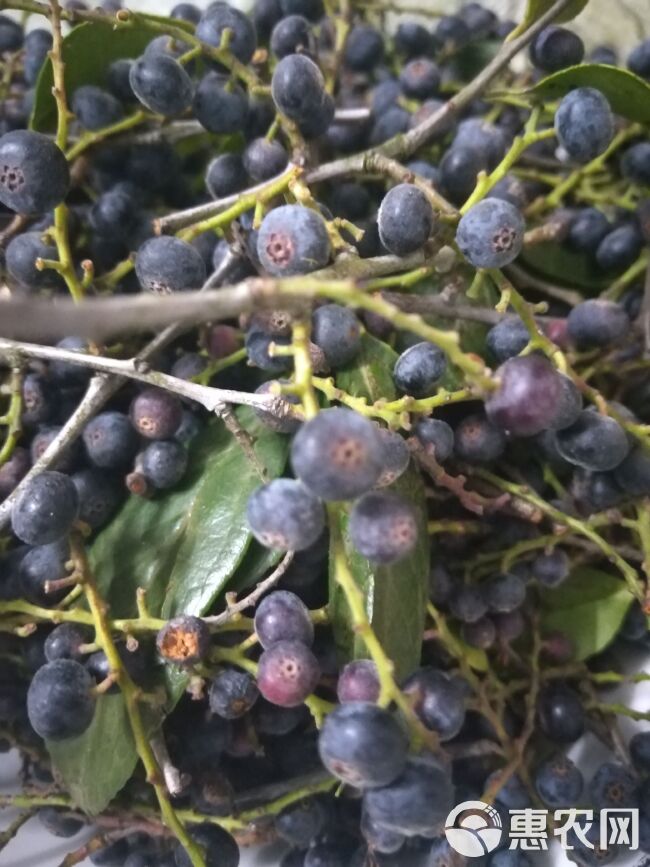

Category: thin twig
[203, 551, 295, 625]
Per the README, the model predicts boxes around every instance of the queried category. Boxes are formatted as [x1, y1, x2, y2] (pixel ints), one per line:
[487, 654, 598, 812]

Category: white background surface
[2, 0, 650, 864]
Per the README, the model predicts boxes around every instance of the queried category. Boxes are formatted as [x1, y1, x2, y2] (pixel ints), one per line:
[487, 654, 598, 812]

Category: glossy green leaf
[90, 408, 288, 620]
[329, 466, 429, 682]
[330, 334, 428, 681]
[335, 333, 398, 403]
[507, 0, 589, 41]
[520, 242, 609, 293]
[47, 695, 137, 815]
[62, 410, 288, 806]
[30, 20, 166, 132]
[524, 64, 650, 123]
[541, 568, 633, 660]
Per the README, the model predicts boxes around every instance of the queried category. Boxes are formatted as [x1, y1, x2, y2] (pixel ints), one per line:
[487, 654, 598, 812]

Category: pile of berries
[0, 0, 649, 866]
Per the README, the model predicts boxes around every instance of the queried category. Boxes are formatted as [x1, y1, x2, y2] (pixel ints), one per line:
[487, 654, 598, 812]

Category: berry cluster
[0, 1, 649, 866]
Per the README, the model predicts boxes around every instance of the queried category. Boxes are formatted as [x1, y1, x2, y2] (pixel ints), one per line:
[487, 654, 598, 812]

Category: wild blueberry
[0, 447, 29, 498]
[193, 72, 248, 134]
[0, 130, 69, 214]
[171, 2, 201, 23]
[318, 702, 408, 788]
[361, 811, 405, 855]
[454, 413, 506, 462]
[44, 623, 91, 663]
[71, 85, 123, 131]
[130, 388, 183, 440]
[271, 54, 333, 136]
[362, 753, 454, 837]
[311, 304, 361, 369]
[399, 58, 441, 99]
[0, 14, 23, 52]
[554, 88, 614, 163]
[596, 224, 643, 272]
[590, 762, 638, 810]
[205, 153, 247, 200]
[462, 616, 497, 649]
[257, 204, 330, 276]
[209, 669, 259, 719]
[615, 446, 650, 497]
[254, 589, 314, 649]
[450, 584, 488, 624]
[531, 549, 570, 587]
[23, 29, 52, 87]
[535, 753, 584, 808]
[395, 21, 431, 57]
[83, 411, 139, 468]
[271, 14, 313, 58]
[21, 375, 58, 428]
[135, 236, 206, 293]
[555, 410, 629, 471]
[247, 479, 325, 552]
[348, 490, 419, 564]
[375, 427, 410, 487]
[530, 26, 584, 72]
[549, 373, 582, 431]
[5, 231, 63, 291]
[485, 572, 526, 613]
[174, 823, 240, 867]
[157, 616, 210, 666]
[19, 540, 71, 606]
[107, 58, 135, 102]
[141, 440, 188, 490]
[567, 299, 630, 348]
[628, 39, 650, 79]
[242, 140, 286, 189]
[456, 199, 525, 268]
[402, 668, 466, 740]
[393, 341, 447, 396]
[129, 54, 193, 117]
[453, 119, 508, 171]
[291, 408, 383, 501]
[486, 354, 562, 437]
[377, 184, 435, 256]
[413, 418, 454, 463]
[621, 142, 650, 185]
[27, 659, 96, 741]
[38, 807, 85, 838]
[344, 25, 384, 71]
[337, 660, 380, 704]
[439, 146, 487, 206]
[369, 105, 411, 146]
[537, 683, 585, 742]
[486, 316, 530, 363]
[275, 797, 327, 848]
[71, 469, 122, 530]
[12, 472, 78, 546]
[257, 639, 320, 707]
[195, 3, 256, 64]
[89, 187, 140, 242]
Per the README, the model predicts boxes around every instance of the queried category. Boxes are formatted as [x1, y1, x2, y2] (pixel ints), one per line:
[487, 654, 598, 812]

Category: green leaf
[520, 242, 609, 293]
[335, 333, 398, 403]
[90, 408, 288, 620]
[329, 465, 429, 683]
[63, 410, 288, 805]
[507, 0, 589, 41]
[227, 541, 284, 596]
[30, 20, 164, 132]
[47, 694, 137, 815]
[541, 568, 633, 661]
[524, 64, 650, 123]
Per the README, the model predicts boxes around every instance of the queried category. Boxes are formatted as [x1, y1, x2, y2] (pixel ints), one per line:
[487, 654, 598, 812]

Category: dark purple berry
[254, 590, 314, 649]
[257, 639, 320, 707]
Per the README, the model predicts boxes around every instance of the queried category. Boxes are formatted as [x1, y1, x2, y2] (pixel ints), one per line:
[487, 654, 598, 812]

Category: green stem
[72, 537, 206, 867]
